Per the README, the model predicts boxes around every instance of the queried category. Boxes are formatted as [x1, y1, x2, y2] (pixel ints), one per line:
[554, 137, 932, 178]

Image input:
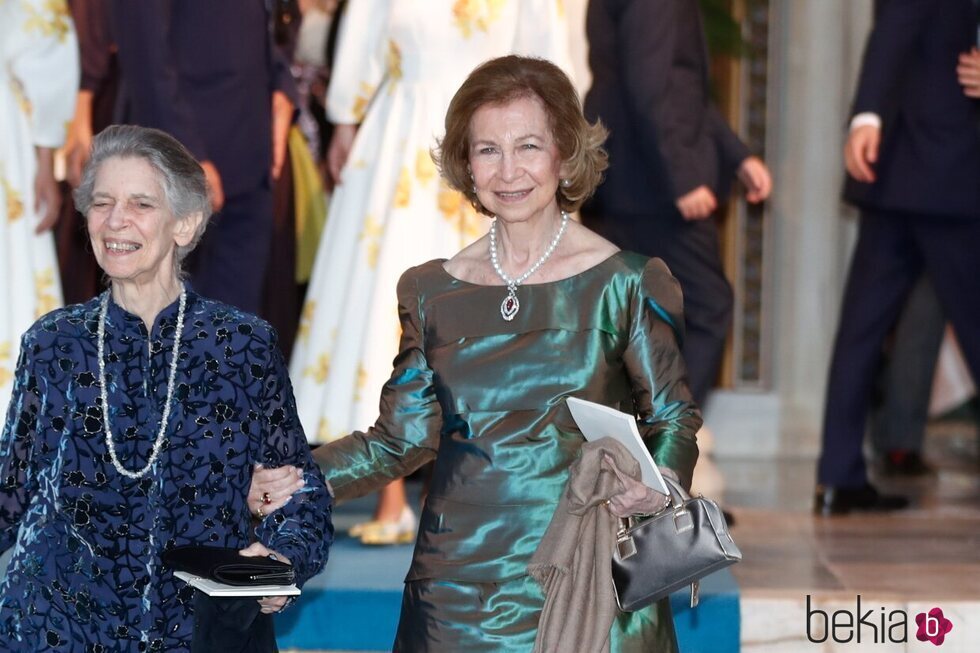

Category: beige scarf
[528, 438, 641, 653]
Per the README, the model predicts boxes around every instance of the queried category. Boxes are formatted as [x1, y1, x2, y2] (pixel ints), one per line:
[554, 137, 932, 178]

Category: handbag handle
[616, 474, 692, 534]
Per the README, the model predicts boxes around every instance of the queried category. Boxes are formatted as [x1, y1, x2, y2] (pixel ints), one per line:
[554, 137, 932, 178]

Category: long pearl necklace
[97, 287, 187, 479]
[489, 211, 569, 321]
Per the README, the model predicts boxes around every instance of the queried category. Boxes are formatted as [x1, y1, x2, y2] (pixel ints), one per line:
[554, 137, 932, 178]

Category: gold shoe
[348, 519, 380, 538]
[358, 506, 417, 546]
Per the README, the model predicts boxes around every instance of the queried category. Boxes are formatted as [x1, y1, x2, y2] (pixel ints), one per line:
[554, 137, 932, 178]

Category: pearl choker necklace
[489, 211, 569, 320]
[97, 287, 187, 479]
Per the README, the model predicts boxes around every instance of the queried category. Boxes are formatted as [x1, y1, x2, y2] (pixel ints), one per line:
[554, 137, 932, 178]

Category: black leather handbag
[162, 545, 296, 587]
[611, 476, 741, 611]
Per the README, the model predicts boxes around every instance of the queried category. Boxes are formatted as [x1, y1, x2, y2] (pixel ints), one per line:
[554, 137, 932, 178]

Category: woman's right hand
[327, 123, 358, 187]
[248, 463, 305, 518]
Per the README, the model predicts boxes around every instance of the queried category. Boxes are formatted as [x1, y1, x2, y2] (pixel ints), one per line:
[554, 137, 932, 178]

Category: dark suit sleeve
[69, 0, 112, 94]
[614, 0, 696, 198]
[110, 0, 209, 161]
[708, 105, 750, 175]
[850, 0, 931, 116]
[617, 0, 737, 199]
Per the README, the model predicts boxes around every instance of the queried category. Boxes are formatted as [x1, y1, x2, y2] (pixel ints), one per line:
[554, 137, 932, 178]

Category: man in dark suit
[110, 0, 297, 314]
[815, 0, 980, 515]
[581, 0, 772, 407]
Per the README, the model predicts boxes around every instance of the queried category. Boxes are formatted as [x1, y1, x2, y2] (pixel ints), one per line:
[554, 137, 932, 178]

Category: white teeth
[106, 242, 141, 252]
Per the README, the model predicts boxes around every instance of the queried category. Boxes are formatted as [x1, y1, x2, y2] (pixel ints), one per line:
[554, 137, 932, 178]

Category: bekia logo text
[806, 595, 953, 646]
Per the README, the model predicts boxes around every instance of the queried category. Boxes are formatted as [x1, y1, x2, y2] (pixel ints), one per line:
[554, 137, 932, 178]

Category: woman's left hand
[239, 542, 293, 614]
[604, 454, 673, 518]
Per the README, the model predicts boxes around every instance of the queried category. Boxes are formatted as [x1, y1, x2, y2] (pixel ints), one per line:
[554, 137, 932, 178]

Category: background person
[0, 125, 333, 650]
[0, 0, 78, 411]
[109, 0, 298, 317]
[815, 0, 980, 515]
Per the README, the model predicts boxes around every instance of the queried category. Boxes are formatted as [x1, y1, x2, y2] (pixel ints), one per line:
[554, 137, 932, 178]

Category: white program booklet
[565, 397, 670, 495]
[174, 571, 300, 597]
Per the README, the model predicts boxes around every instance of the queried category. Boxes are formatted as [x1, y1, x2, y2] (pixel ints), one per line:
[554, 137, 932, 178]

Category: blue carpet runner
[276, 492, 740, 651]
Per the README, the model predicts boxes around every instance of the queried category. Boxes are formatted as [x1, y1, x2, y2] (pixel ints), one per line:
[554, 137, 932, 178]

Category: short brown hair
[434, 55, 608, 216]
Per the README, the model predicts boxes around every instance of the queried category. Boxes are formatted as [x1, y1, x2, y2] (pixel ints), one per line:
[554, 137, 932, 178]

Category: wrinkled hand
[675, 185, 717, 221]
[604, 454, 672, 517]
[844, 124, 880, 183]
[271, 90, 294, 180]
[33, 147, 60, 234]
[238, 542, 292, 614]
[957, 48, 980, 99]
[737, 156, 773, 203]
[200, 160, 225, 213]
[327, 123, 358, 186]
[248, 464, 305, 518]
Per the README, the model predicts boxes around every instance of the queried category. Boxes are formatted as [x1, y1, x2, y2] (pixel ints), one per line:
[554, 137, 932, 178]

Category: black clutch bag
[611, 476, 741, 611]
[162, 545, 296, 587]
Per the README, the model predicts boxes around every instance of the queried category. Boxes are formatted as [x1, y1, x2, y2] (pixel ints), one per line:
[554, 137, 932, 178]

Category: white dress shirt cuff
[849, 112, 882, 131]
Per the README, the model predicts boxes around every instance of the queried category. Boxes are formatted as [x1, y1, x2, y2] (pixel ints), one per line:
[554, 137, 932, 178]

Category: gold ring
[262, 492, 272, 505]
[255, 505, 265, 519]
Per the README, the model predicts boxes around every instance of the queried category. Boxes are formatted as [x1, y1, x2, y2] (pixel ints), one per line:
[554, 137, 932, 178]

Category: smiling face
[87, 156, 199, 289]
[468, 94, 567, 226]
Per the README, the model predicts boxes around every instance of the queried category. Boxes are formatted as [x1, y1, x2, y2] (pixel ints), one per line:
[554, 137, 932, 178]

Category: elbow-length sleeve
[315, 269, 441, 501]
[622, 258, 701, 490]
[8, 0, 79, 148]
[513, 0, 575, 82]
[253, 336, 334, 586]
[0, 337, 41, 553]
[324, 0, 392, 124]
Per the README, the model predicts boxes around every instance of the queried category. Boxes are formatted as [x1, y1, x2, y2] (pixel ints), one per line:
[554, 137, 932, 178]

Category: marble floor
[722, 421, 980, 652]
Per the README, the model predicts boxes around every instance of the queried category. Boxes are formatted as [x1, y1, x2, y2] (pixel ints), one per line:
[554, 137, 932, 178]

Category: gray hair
[73, 124, 212, 276]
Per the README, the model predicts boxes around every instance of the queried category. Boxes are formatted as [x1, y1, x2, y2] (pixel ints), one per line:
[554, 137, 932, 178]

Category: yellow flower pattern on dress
[437, 180, 485, 244]
[34, 269, 58, 318]
[360, 214, 383, 268]
[316, 418, 333, 442]
[453, 0, 506, 38]
[394, 167, 411, 208]
[297, 301, 316, 343]
[0, 341, 12, 390]
[352, 364, 368, 403]
[351, 82, 376, 123]
[303, 352, 331, 384]
[10, 77, 32, 117]
[2, 173, 24, 222]
[386, 39, 403, 86]
[415, 149, 436, 186]
[23, 0, 72, 42]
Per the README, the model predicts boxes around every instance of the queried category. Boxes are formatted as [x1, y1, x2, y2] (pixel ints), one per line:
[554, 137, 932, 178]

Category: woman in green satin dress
[255, 55, 701, 651]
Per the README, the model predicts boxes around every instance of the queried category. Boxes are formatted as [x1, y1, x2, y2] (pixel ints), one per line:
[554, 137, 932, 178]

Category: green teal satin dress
[318, 251, 701, 652]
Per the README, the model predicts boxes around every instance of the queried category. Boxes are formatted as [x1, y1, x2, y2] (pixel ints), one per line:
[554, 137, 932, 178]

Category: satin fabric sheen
[319, 251, 700, 651]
